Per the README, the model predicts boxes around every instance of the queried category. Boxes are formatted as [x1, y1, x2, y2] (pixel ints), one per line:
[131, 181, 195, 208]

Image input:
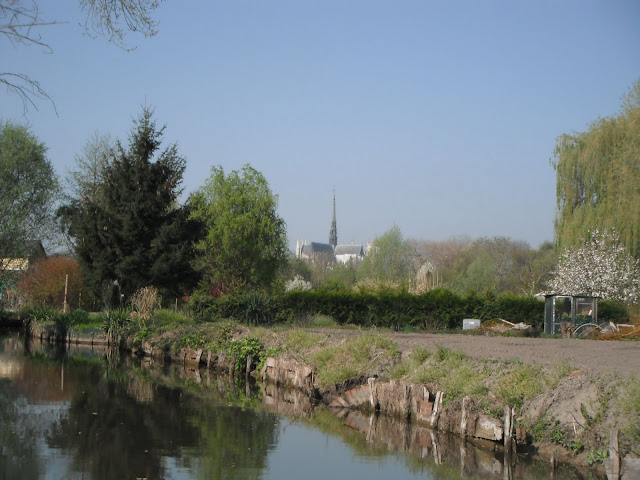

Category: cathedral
[295, 194, 366, 265]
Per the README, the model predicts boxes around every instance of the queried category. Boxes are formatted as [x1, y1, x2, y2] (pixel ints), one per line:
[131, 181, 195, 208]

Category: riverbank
[19, 314, 640, 478]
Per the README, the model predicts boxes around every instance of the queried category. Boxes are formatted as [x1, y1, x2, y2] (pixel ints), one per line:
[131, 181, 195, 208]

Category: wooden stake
[63, 274, 69, 313]
[606, 428, 620, 480]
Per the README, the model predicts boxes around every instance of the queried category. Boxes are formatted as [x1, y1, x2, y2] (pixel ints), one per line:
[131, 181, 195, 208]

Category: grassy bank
[21, 306, 640, 469]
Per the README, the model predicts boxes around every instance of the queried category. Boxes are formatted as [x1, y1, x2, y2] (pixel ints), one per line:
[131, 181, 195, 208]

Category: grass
[309, 335, 400, 388]
[495, 363, 545, 410]
[284, 329, 324, 352]
[403, 346, 487, 405]
[620, 376, 640, 442]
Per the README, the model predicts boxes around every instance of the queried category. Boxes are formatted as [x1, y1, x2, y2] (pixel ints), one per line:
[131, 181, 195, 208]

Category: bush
[598, 300, 630, 323]
[191, 288, 545, 331]
[129, 287, 160, 322]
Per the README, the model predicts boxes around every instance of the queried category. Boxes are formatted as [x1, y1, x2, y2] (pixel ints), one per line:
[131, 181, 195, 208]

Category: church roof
[300, 242, 334, 255]
[334, 245, 364, 256]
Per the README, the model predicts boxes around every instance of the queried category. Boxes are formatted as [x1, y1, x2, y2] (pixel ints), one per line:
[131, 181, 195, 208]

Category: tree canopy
[553, 79, 640, 258]
[358, 225, 411, 287]
[0, 121, 58, 281]
[59, 108, 199, 300]
[548, 229, 639, 304]
[190, 164, 287, 294]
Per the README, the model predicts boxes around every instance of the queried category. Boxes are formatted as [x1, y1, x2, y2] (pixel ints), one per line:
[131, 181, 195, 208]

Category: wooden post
[246, 354, 253, 377]
[430, 431, 441, 465]
[460, 396, 470, 437]
[63, 274, 69, 313]
[606, 428, 620, 480]
[504, 406, 514, 446]
[430, 391, 443, 428]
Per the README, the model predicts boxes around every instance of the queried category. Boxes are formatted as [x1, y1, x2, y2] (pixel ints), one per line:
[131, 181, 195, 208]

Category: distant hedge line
[192, 289, 545, 330]
[192, 289, 630, 331]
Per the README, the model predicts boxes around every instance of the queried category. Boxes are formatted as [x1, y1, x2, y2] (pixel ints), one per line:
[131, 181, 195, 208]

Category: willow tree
[552, 79, 640, 258]
[189, 165, 287, 294]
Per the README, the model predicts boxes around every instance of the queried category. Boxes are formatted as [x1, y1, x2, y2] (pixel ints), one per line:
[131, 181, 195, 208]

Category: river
[0, 329, 596, 479]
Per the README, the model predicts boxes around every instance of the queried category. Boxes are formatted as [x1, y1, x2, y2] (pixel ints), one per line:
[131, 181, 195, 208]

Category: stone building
[295, 193, 366, 265]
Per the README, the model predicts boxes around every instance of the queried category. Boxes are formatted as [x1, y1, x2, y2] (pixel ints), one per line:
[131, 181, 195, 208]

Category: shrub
[192, 288, 544, 331]
[129, 287, 160, 322]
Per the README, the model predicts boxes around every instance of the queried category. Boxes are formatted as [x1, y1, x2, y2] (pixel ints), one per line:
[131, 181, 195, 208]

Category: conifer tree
[60, 108, 200, 300]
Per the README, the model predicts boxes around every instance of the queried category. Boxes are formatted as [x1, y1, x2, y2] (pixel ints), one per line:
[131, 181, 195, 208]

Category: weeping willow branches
[552, 79, 640, 259]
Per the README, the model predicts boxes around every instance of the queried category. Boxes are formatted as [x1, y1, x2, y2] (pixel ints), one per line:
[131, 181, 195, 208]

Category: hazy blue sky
[3, 1, 639, 251]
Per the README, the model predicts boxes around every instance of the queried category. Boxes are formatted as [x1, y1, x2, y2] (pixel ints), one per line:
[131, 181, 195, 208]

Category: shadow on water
[0, 331, 601, 480]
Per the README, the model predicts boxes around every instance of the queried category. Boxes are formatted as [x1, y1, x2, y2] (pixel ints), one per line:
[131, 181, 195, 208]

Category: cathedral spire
[329, 190, 337, 248]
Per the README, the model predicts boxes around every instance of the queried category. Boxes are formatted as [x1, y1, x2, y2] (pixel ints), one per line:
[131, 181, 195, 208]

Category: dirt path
[310, 329, 640, 377]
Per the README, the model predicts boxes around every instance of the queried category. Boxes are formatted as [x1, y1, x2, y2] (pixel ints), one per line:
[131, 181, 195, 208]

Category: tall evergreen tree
[60, 108, 200, 300]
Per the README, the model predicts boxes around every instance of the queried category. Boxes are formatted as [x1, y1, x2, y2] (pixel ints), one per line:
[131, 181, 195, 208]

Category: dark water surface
[0, 330, 592, 480]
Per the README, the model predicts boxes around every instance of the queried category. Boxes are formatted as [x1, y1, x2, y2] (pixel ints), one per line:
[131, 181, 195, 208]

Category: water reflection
[0, 332, 597, 479]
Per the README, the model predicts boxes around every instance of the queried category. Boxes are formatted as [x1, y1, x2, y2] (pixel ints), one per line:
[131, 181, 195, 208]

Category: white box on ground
[463, 319, 481, 330]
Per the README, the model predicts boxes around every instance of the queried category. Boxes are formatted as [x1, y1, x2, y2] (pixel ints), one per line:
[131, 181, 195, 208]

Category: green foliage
[587, 450, 608, 466]
[190, 164, 287, 294]
[0, 121, 59, 286]
[496, 364, 545, 410]
[244, 292, 272, 326]
[621, 376, 640, 441]
[445, 236, 555, 296]
[100, 308, 132, 341]
[309, 335, 399, 388]
[284, 330, 323, 353]
[193, 288, 545, 330]
[598, 300, 630, 323]
[553, 79, 640, 259]
[358, 225, 411, 286]
[410, 346, 486, 404]
[59, 108, 200, 300]
[229, 337, 265, 371]
[21, 305, 59, 324]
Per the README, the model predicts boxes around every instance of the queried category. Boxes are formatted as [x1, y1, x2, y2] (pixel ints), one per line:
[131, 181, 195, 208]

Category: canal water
[0, 329, 594, 480]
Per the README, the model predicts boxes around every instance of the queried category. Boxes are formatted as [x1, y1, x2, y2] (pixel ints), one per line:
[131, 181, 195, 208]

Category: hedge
[192, 288, 547, 330]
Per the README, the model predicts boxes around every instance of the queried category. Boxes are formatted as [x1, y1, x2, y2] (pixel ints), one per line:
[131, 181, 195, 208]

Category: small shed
[541, 294, 599, 335]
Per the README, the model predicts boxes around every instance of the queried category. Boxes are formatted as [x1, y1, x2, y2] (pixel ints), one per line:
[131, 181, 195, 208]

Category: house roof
[0, 240, 46, 259]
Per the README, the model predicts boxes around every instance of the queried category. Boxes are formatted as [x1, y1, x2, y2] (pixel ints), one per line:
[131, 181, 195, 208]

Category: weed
[285, 330, 323, 353]
[153, 309, 192, 325]
[434, 345, 467, 363]
[309, 314, 338, 328]
[229, 337, 265, 371]
[244, 292, 272, 326]
[257, 346, 286, 372]
[496, 364, 545, 409]
[101, 308, 132, 341]
[310, 335, 399, 388]
[410, 346, 430, 364]
[620, 376, 640, 440]
[129, 287, 160, 322]
[21, 305, 58, 323]
[587, 449, 608, 466]
[547, 358, 573, 388]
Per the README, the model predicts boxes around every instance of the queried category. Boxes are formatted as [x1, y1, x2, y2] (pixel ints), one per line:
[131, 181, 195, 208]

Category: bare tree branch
[79, 0, 161, 51]
[0, 1, 60, 51]
[2, 0, 162, 113]
[0, 72, 57, 114]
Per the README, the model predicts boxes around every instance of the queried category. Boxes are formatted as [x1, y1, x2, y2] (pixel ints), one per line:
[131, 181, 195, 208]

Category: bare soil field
[310, 329, 640, 377]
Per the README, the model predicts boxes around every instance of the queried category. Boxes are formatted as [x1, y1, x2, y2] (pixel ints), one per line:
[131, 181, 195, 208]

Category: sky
[2, 1, 639, 251]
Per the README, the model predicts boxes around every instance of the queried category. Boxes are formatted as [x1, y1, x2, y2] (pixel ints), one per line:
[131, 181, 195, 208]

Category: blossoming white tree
[548, 230, 640, 304]
[285, 275, 312, 292]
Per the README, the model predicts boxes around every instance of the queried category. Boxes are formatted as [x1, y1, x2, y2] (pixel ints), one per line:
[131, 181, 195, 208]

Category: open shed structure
[542, 294, 599, 335]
